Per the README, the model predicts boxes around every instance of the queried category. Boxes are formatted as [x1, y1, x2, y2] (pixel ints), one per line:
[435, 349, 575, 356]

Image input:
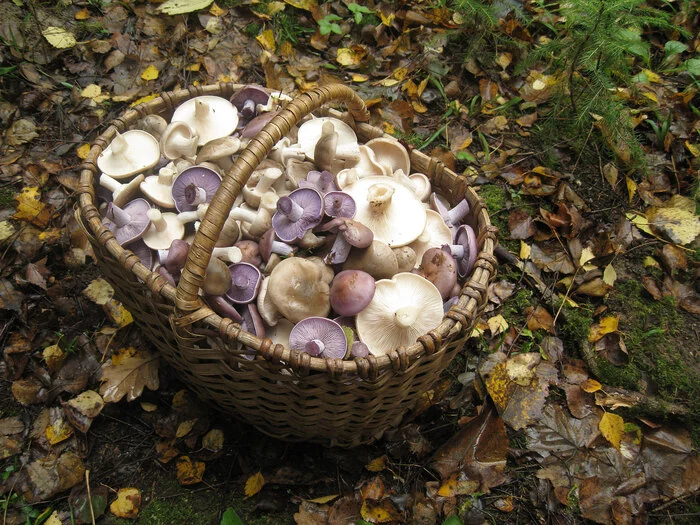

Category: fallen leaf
[588, 316, 619, 342]
[336, 45, 368, 67]
[82, 278, 114, 305]
[308, 494, 339, 504]
[580, 379, 602, 393]
[360, 475, 385, 501]
[99, 347, 159, 403]
[102, 299, 133, 327]
[141, 65, 159, 81]
[159, 0, 214, 15]
[42, 26, 77, 49]
[360, 499, 401, 523]
[487, 314, 508, 335]
[110, 487, 141, 519]
[256, 29, 276, 52]
[22, 452, 85, 502]
[599, 412, 625, 449]
[202, 428, 224, 452]
[602, 264, 617, 286]
[437, 473, 480, 496]
[365, 455, 388, 472]
[494, 496, 515, 512]
[525, 306, 554, 333]
[245, 471, 265, 498]
[176, 455, 205, 485]
[508, 209, 536, 239]
[176, 418, 198, 438]
[69, 484, 109, 524]
[81, 84, 102, 98]
[646, 196, 700, 245]
[13, 186, 50, 227]
[63, 390, 104, 433]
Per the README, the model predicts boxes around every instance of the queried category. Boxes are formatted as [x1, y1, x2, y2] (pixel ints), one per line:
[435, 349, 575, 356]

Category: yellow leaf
[603, 264, 617, 286]
[580, 378, 602, 393]
[186, 63, 201, 71]
[103, 299, 133, 327]
[599, 412, 625, 449]
[520, 241, 531, 260]
[377, 77, 401, 87]
[202, 429, 224, 452]
[0, 220, 16, 242]
[140, 401, 158, 412]
[487, 314, 508, 336]
[76, 143, 91, 159]
[46, 417, 73, 445]
[256, 29, 276, 52]
[365, 455, 388, 472]
[336, 46, 367, 67]
[685, 141, 700, 157]
[176, 418, 198, 438]
[360, 500, 401, 523]
[643, 256, 660, 269]
[245, 471, 265, 498]
[588, 316, 619, 342]
[110, 488, 141, 519]
[81, 84, 102, 99]
[83, 278, 114, 305]
[141, 65, 159, 81]
[129, 94, 158, 107]
[176, 455, 205, 485]
[646, 202, 700, 245]
[351, 73, 369, 82]
[379, 11, 395, 26]
[579, 246, 596, 266]
[13, 186, 46, 224]
[42, 26, 76, 49]
[45, 511, 62, 525]
[159, 0, 214, 15]
[627, 211, 654, 237]
[75, 8, 90, 20]
[43, 344, 66, 373]
[641, 91, 658, 103]
[437, 473, 480, 497]
[625, 177, 637, 204]
[641, 69, 661, 83]
[412, 100, 428, 113]
[209, 2, 226, 16]
[307, 494, 339, 504]
[283, 0, 318, 10]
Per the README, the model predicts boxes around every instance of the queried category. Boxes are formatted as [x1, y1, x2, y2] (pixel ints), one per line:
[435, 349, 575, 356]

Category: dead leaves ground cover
[0, 0, 698, 523]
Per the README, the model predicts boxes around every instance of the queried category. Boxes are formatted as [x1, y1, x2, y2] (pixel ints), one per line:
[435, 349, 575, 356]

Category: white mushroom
[296, 117, 360, 165]
[139, 164, 178, 208]
[408, 209, 453, 265]
[171, 95, 238, 146]
[142, 208, 185, 250]
[97, 130, 160, 180]
[160, 121, 199, 160]
[343, 176, 426, 247]
[355, 272, 443, 357]
[99, 173, 145, 208]
[365, 137, 410, 176]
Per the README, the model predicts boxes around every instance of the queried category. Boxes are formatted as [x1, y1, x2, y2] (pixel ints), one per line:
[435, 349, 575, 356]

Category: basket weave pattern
[77, 83, 497, 447]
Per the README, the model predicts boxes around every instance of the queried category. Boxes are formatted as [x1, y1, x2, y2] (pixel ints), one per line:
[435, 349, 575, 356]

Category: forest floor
[0, 1, 698, 524]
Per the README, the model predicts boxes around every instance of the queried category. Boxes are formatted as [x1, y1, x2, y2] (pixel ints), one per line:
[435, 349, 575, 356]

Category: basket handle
[175, 84, 370, 311]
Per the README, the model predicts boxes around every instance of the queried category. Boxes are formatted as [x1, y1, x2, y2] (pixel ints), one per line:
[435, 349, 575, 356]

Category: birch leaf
[159, 0, 214, 15]
[42, 26, 76, 49]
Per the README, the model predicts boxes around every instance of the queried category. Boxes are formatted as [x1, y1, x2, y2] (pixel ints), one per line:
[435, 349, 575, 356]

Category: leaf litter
[0, 0, 697, 523]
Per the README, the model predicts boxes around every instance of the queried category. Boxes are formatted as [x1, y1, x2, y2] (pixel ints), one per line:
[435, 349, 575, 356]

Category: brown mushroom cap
[266, 257, 332, 323]
[416, 247, 458, 300]
[342, 239, 398, 280]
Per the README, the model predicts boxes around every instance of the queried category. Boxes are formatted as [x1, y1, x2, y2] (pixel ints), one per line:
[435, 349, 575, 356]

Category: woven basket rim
[77, 82, 497, 376]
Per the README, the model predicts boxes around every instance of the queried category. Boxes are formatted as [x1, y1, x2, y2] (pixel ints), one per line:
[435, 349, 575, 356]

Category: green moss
[0, 187, 14, 208]
[478, 184, 517, 251]
[243, 22, 262, 38]
[558, 302, 594, 348]
[501, 288, 534, 320]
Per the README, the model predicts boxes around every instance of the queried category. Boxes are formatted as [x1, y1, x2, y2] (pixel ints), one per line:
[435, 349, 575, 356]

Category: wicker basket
[76, 83, 497, 448]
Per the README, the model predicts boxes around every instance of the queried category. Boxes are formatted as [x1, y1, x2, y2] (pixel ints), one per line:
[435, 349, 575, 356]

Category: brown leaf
[564, 384, 595, 419]
[659, 244, 687, 273]
[63, 390, 104, 433]
[574, 277, 613, 297]
[295, 500, 329, 525]
[99, 347, 159, 403]
[594, 333, 629, 366]
[360, 499, 402, 523]
[525, 306, 554, 333]
[529, 243, 576, 274]
[11, 377, 49, 406]
[19, 452, 85, 502]
[245, 471, 265, 498]
[359, 475, 385, 501]
[430, 402, 508, 490]
[176, 455, 205, 486]
[328, 495, 361, 525]
[508, 209, 536, 239]
[641, 276, 663, 300]
[0, 278, 23, 312]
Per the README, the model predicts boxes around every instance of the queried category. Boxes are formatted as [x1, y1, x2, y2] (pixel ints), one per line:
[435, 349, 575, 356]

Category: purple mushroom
[430, 194, 471, 230]
[101, 199, 152, 246]
[299, 170, 338, 196]
[171, 165, 222, 212]
[225, 262, 262, 304]
[289, 317, 348, 359]
[240, 303, 265, 360]
[271, 187, 324, 242]
[323, 191, 356, 219]
[128, 239, 155, 269]
[329, 270, 376, 316]
[242, 111, 279, 138]
[319, 217, 374, 265]
[230, 85, 270, 120]
[350, 340, 370, 358]
[442, 224, 478, 278]
[259, 229, 295, 262]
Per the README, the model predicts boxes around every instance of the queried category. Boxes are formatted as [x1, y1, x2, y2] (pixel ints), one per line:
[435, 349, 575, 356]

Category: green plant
[271, 9, 313, 45]
[646, 111, 672, 148]
[348, 3, 373, 24]
[318, 14, 343, 35]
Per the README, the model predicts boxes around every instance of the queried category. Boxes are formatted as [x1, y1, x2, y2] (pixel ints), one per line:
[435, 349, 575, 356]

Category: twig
[85, 469, 96, 525]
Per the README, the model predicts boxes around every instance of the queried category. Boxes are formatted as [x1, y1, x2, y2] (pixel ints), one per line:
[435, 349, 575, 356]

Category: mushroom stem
[99, 174, 122, 193]
[277, 196, 304, 222]
[194, 99, 211, 121]
[229, 207, 257, 223]
[147, 209, 167, 233]
[447, 200, 471, 226]
[158, 166, 177, 186]
[110, 131, 128, 156]
[185, 184, 207, 207]
[177, 210, 200, 224]
[271, 239, 294, 257]
[254, 168, 282, 194]
[109, 205, 133, 228]
[241, 99, 256, 119]
[305, 339, 325, 356]
[445, 244, 465, 259]
[211, 246, 242, 263]
[395, 306, 419, 328]
[366, 183, 395, 213]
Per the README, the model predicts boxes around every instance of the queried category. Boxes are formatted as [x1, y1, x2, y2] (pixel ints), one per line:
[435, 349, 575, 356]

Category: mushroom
[329, 270, 376, 316]
[323, 191, 356, 219]
[160, 121, 199, 160]
[206, 294, 243, 323]
[296, 117, 360, 165]
[97, 130, 160, 180]
[170, 95, 238, 146]
[229, 204, 272, 239]
[226, 262, 262, 304]
[239, 303, 265, 359]
[139, 164, 178, 209]
[356, 272, 444, 357]
[343, 176, 426, 247]
[101, 199, 151, 246]
[415, 247, 458, 300]
[259, 228, 295, 262]
[350, 340, 370, 358]
[266, 257, 332, 324]
[271, 187, 324, 242]
[202, 256, 232, 296]
[430, 194, 471, 230]
[242, 110, 281, 139]
[407, 209, 453, 265]
[256, 277, 281, 326]
[442, 224, 478, 279]
[365, 137, 410, 176]
[171, 165, 222, 213]
[392, 246, 417, 273]
[342, 239, 398, 280]
[299, 170, 339, 196]
[137, 114, 168, 141]
[176, 203, 241, 247]
[312, 120, 359, 173]
[289, 317, 347, 359]
[161, 238, 190, 275]
[195, 136, 241, 172]
[230, 85, 270, 119]
[319, 217, 374, 265]
[99, 173, 145, 208]
[142, 209, 185, 250]
[408, 173, 431, 202]
[235, 240, 262, 267]
[242, 166, 283, 208]
[265, 318, 294, 348]
[128, 239, 155, 269]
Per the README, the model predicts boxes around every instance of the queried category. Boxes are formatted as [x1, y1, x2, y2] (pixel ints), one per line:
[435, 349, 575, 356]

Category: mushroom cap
[160, 121, 199, 160]
[323, 191, 356, 218]
[195, 136, 241, 167]
[142, 209, 185, 250]
[138, 114, 168, 140]
[453, 224, 478, 278]
[407, 209, 453, 265]
[102, 198, 152, 246]
[256, 277, 281, 326]
[343, 176, 426, 247]
[356, 272, 443, 357]
[289, 317, 347, 359]
[330, 270, 376, 316]
[365, 137, 410, 176]
[271, 187, 323, 242]
[171, 165, 222, 212]
[296, 117, 360, 162]
[202, 257, 232, 296]
[97, 130, 160, 180]
[171, 95, 239, 146]
[267, 257, 331, 324]
[342, 239, 398, 280]
[417, 247, 458, 300]
[163, 238, 190, 275]
[140, 174, 176, 209]
[128, 239, 154, 269]
[235, 239, 262, 267]
[230, 85, 270, 113]
[242, 110, 279, 138]
[226, 262, 262, 304]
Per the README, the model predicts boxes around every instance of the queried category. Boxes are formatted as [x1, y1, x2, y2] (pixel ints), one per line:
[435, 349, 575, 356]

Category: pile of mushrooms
[96, 85, 479, 360]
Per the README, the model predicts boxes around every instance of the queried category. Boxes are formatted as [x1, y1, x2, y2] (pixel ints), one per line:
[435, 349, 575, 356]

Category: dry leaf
[245, 471, 265, 498]
[159, 0, 214, 15]
[176, 455, 205, 485]
[365, 455, 388, 472]
[436, 473, 480, 497]
[525, 306, 554, 333]
[360, 500, 401, 523]
[99, 348, 159, 403]
[110, 488, 141, 519]
[202, 429, 224, 452]
[141, 65, 159, 81]
[602, 264, 617, 286]
[63, 390, 104, 433]
[487, 314, 508, 335]
[588, 316, 619, 342]
[646, 196, 700, 245]
[42, 26, 76, 49]
[82, 278, 114, 305]
[580, 379, 602, 393]
[13, 186, 50, 227]
[599, 412, 625, 449]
